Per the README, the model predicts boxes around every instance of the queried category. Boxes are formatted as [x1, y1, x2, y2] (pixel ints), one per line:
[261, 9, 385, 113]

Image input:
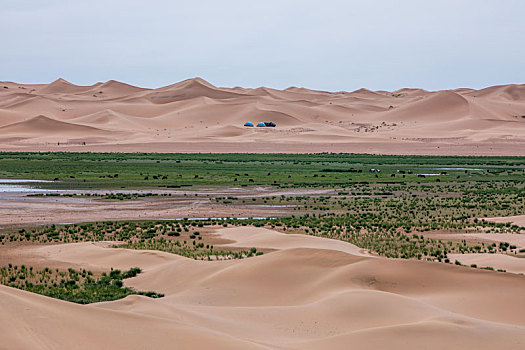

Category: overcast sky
[1, 0, 524, 91]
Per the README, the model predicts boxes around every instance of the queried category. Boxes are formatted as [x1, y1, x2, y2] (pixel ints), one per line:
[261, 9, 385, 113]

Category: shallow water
[0, 179, 55, 193]
[0, 179, 52, 183]
[433, 167, 485, 171]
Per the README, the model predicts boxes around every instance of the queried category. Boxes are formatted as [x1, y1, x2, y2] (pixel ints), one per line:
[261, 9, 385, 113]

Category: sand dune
[426, 232, 525, 248]
[1, 115, 100, 133]
[83, 79, 147, 98]
[146, 78, 247, 104]
[2, 227, 525, 349]
[467, 84, 525, 101]
[0, 78, 523, 154]
[38, 78, 94, 95]
[69, 109, 146, 130]
[382, 91, 470, 122]
[0, 114, 130, 145]
[449, 253, 525, 274]
[0, 285, 261, 350]
[486, 215, 525, 229]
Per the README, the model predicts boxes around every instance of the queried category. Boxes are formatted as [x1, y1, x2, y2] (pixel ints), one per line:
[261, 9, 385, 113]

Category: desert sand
[0, 78, 524, 155]
[448, 253, 525, 274]
[2, 227, 525, 349]
[423, 231, 525, 274]
[1, 78, 524, 349]
[486, 215, 525, 228]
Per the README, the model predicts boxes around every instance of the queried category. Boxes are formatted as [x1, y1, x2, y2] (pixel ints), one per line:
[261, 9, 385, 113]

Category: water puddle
[0, 179, 55, 193]
[433, 167, 485, 171]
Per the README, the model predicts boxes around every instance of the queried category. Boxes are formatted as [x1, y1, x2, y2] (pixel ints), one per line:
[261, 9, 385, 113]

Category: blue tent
[244, 122, 254, 127]
[256, 122, 266, 127]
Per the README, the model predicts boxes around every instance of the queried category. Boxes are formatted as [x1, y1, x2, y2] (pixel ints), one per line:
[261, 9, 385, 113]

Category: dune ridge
[2, 227, 525, 349]
[0, 79, 524, 154]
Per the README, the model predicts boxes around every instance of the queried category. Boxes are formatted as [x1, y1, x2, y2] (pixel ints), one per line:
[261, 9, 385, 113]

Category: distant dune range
[0, 78, 524, 154]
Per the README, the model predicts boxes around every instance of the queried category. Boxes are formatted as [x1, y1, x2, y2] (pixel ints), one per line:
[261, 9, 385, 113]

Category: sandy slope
[422, 230, 525, 274]
[486, 215, 525, 229]
[449, 253, 525, 274]
[0, 78, 524, 154]
[426, 232, 525, 249]
[2, 227, 525, 349]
